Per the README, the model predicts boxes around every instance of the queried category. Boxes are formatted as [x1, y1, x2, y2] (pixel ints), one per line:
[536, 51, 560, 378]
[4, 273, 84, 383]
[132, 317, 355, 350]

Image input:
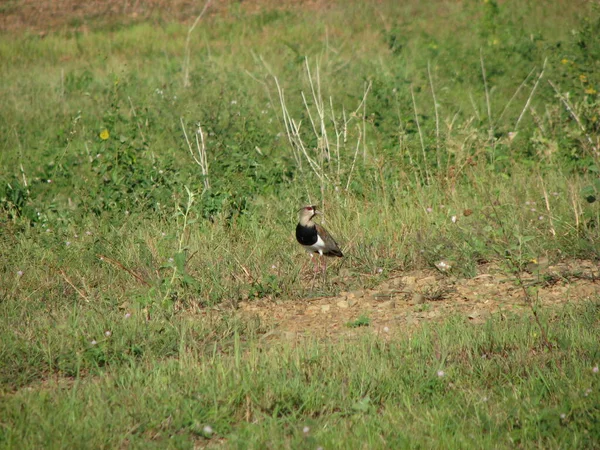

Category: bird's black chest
[296, 224, 318, 246]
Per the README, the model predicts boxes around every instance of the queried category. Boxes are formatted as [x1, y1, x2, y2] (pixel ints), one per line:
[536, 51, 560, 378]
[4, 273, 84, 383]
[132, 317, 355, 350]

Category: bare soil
[239, 260, 599, 340]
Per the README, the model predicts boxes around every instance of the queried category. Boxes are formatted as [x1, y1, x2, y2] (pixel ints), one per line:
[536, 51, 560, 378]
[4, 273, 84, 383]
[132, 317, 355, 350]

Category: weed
[346, 315, 371, 328]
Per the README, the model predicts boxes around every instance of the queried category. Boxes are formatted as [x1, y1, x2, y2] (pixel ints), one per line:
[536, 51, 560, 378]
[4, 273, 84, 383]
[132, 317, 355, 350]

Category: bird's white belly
[303, 235, 327, 255]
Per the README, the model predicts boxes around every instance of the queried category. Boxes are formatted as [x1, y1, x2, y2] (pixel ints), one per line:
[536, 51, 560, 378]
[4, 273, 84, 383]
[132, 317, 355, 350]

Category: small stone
[336, 300, 349, 309]
[321, 304, 331, 313]
[402, 276, 417, 286]
[417, 276, 437, 287]
[412, 293, 425, 304]
[378, 300, 395, 309]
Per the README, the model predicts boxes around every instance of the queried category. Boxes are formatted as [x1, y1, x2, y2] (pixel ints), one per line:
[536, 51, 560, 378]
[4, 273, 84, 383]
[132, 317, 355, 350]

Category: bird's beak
[313, 206, 322, 215]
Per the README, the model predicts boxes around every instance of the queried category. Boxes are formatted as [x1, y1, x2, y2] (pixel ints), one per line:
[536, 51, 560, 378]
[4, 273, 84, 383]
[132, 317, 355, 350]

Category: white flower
[90, 340, 97, 345]
[17, 270, 24, 277]
[437, 370, 445, 377]
[435, 261, 452, 271]
[383, 326, 390, 333]
[560, 413, 566, 419]
[203, 425, 213, 434]
[66, 241, 71, 246]
[124, 313, 131, 319]
[451, 215, 457, 223]
[303, 426, 310, 434]
[105, 331, 112, 337]
[593, 366, 598, 373]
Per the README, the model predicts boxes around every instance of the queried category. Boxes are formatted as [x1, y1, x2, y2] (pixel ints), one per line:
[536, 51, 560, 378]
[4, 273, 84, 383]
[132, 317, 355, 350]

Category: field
[1, 0, 599, 448]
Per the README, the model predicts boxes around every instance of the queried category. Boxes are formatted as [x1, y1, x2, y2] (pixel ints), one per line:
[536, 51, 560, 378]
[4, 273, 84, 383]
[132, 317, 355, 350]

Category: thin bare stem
[128, 96, 147, 143]
[274, 77, 303, 170]
[14, 129, 30, 194]
[59, 269, 89, 302]
[362, 81, 369, 161]
[345, 127, 362, 191]
[548, 79, 599, 160]
[498, 66, 536, 123]
[180, 117, 210, 192]
[538, 174, 556, 237]
[480, 49, 494, 146]
[183, 0, 212, 88]
[468, 91, 481, 122]
[427, 61, 441, 170]
[96, 254, 150, 286]
[515, 58, 547, 130]
[411, 85, 431, 184]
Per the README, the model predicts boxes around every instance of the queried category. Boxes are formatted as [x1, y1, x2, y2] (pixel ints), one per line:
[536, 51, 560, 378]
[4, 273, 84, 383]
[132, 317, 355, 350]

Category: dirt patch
[239, 260, 599, 341]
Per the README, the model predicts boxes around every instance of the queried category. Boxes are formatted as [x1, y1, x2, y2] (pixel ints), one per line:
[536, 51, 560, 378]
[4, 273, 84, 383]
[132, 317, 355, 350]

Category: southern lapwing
[296, 205, 343, 276]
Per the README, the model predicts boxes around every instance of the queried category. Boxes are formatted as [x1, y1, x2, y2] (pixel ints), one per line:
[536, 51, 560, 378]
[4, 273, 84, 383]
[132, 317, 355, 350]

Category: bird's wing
[315, 223, 343, 257]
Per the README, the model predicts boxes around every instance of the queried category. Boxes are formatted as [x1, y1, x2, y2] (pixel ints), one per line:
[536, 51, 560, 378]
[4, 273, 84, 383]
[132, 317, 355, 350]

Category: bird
[296, 205, 343, 276]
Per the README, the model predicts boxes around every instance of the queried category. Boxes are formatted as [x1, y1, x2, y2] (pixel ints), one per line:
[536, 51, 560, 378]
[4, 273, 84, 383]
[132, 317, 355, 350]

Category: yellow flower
[561, 58, 569, 65]
[585, 87, 597, 95]
[579, 74, 588, 83]
[99, 129, 110, 140]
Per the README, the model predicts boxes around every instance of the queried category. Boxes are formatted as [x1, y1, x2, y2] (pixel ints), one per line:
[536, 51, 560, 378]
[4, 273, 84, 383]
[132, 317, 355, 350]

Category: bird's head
[298, 205, 320, 225]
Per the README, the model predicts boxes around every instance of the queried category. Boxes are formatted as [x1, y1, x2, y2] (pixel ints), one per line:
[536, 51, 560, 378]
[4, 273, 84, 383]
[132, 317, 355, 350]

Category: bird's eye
[306, 206, 313, 211]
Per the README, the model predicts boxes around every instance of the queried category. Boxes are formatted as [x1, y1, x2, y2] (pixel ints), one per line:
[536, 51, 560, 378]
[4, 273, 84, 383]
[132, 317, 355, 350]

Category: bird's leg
[321, 256, 328, 282]
[311, 253, 320, 275]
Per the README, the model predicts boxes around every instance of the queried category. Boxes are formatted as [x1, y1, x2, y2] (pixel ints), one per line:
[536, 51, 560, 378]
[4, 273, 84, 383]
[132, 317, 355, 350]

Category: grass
[1, 305, 599, 448]
[1, 0, 600, 447]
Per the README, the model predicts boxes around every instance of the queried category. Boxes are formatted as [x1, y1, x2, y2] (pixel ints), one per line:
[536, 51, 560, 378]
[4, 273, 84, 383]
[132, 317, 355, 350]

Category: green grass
[1, 0, 600, 447]
[1, 304, 599, 448]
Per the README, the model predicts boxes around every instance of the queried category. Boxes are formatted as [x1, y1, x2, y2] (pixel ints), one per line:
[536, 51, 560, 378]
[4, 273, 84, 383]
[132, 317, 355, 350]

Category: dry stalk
[345, 127, 362, 191]
[497, 66, 536, 123]
[538, 175, 556, 237]
[97, 254, 151, 286]
[274, 59, 371, 199]
[410, 85, 431, 184]
[515, 58, 547, 130]
[182, 0, 212, 88]
[180, 117, 210, 192]
[480, 49, 494, 146]
[59, 269, 89, 302]
[427, 61, 441, 170]
[548, 79, 599, 162]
